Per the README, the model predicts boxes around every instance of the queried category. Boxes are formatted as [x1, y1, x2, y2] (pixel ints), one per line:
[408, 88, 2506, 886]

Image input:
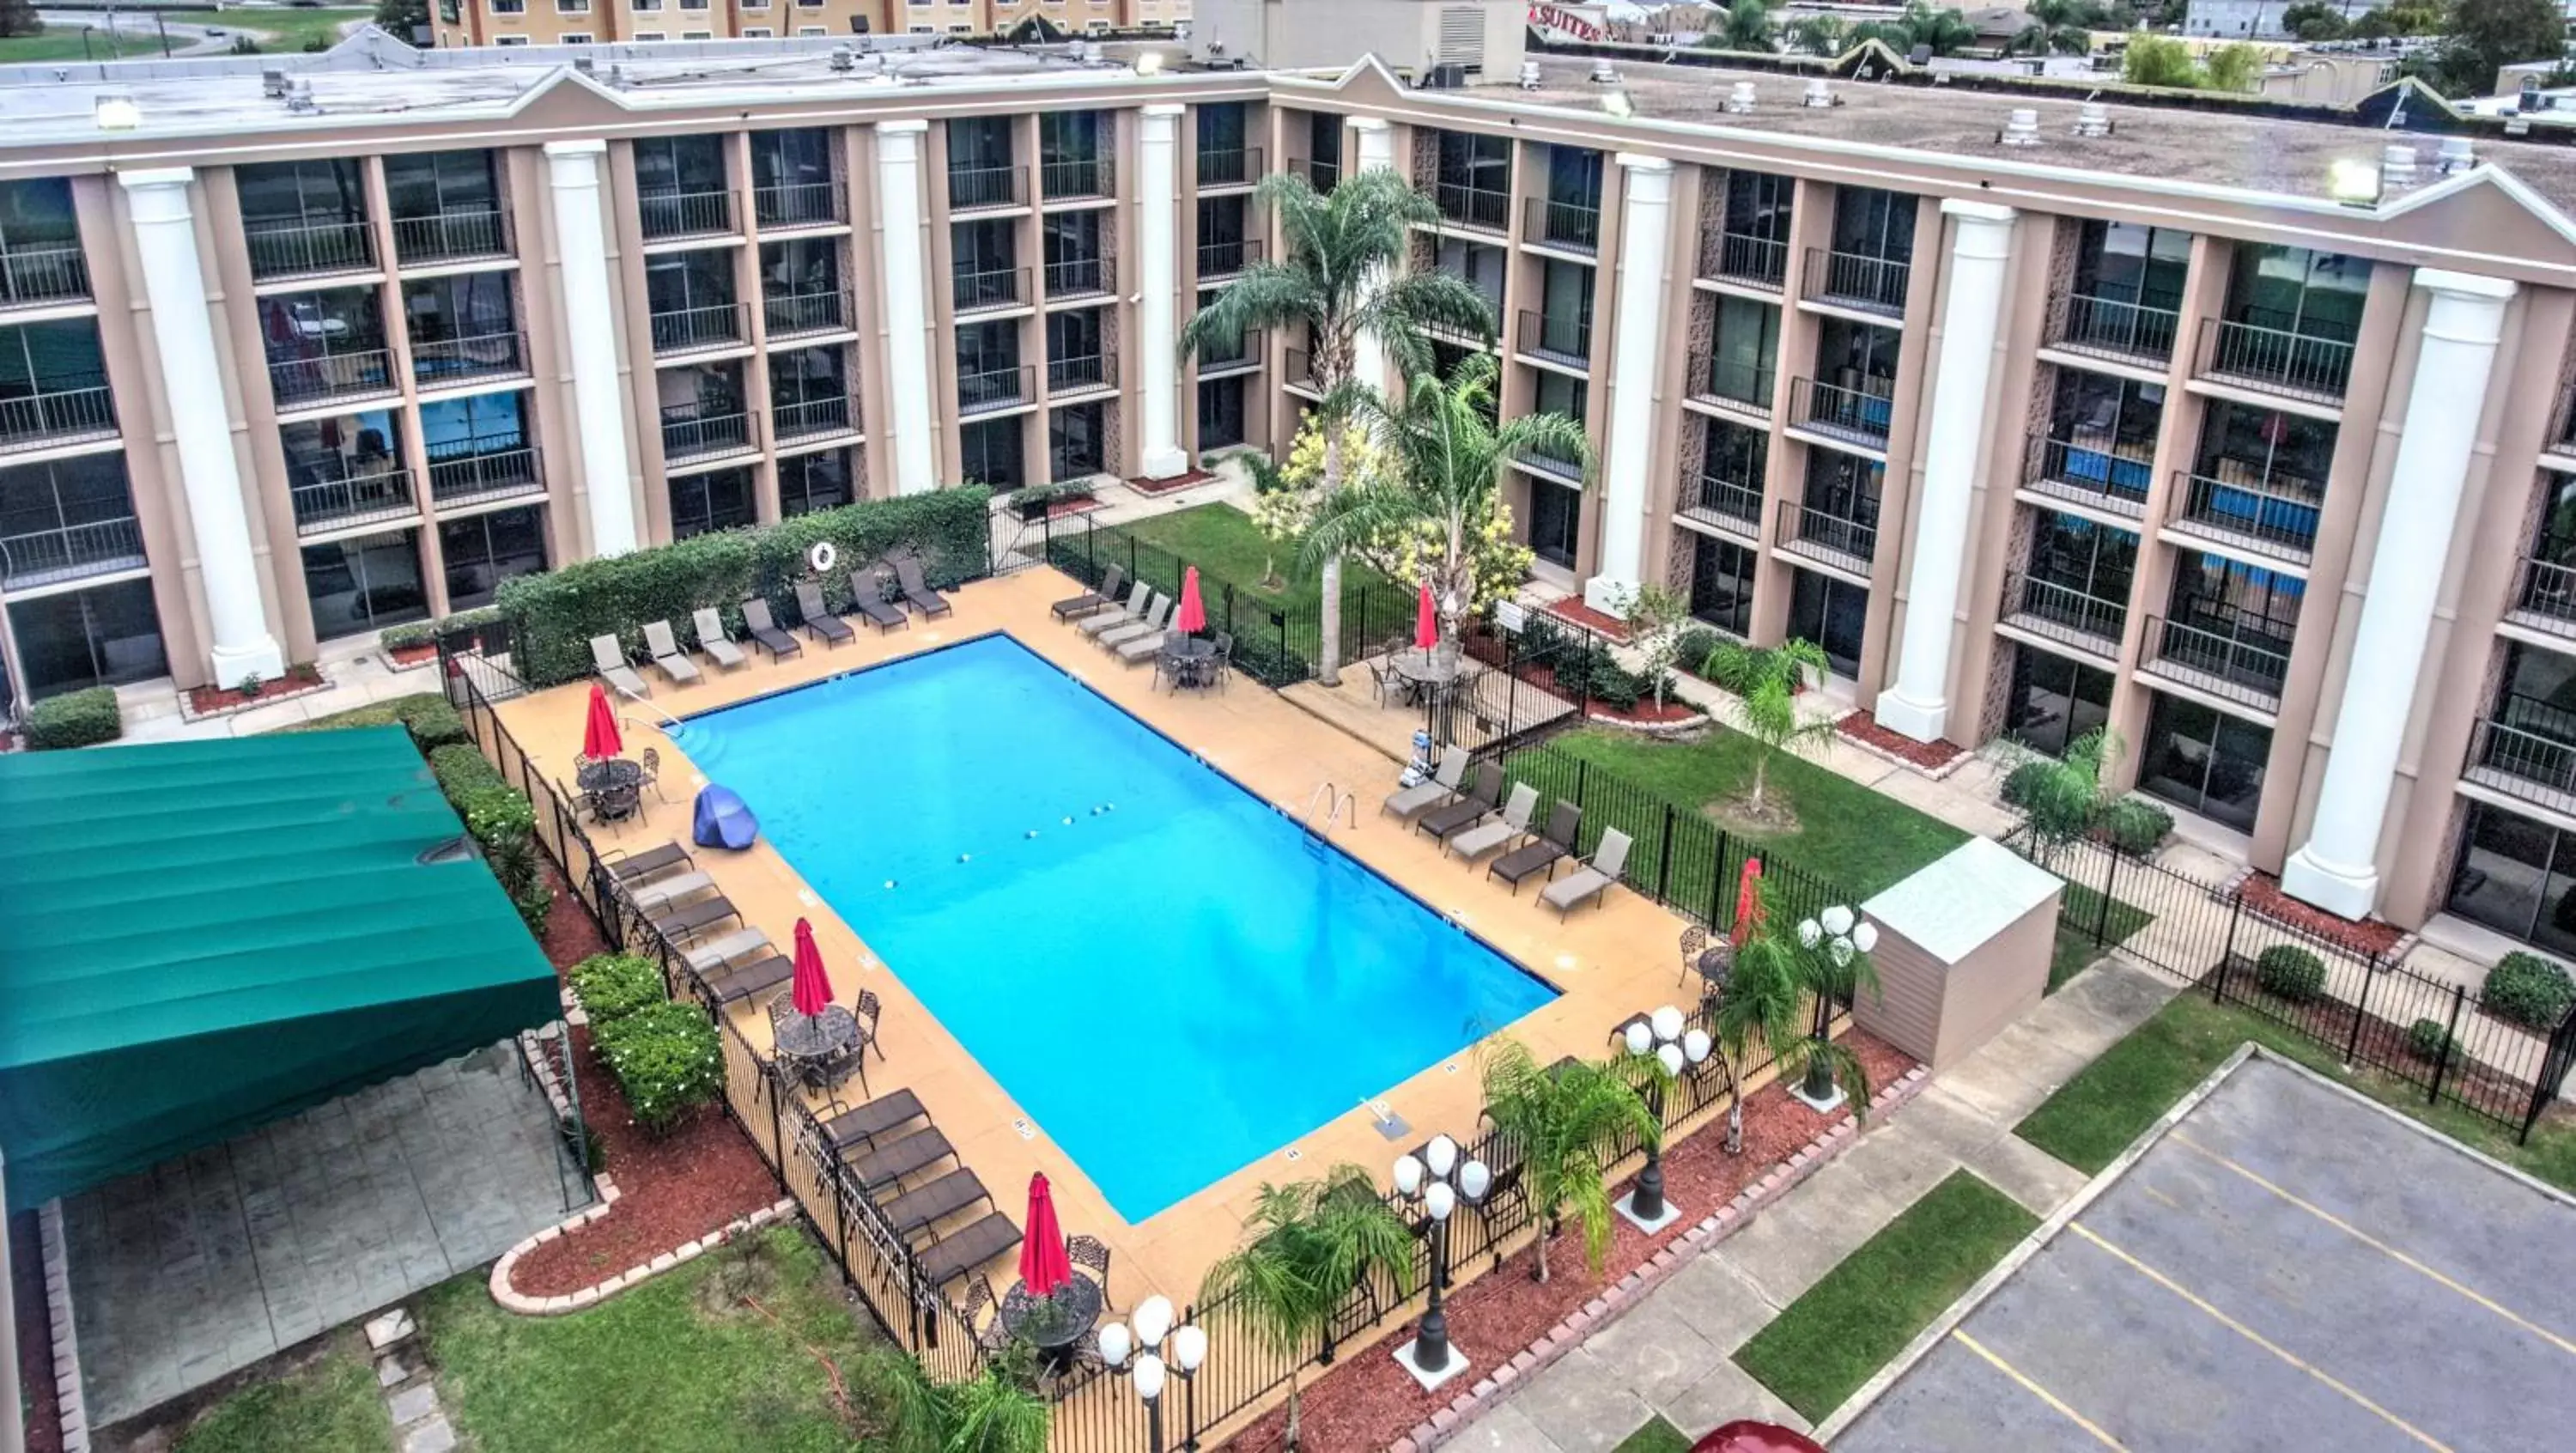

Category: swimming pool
[679, 635, 1558, 1221]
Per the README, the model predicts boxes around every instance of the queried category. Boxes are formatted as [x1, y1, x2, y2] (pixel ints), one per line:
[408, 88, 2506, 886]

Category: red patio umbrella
[790, 917, 834, 1017]
[1688, 1422, 1824, 1453]
[1175, 565, 1207, 635]
[1730, 859, 1765, 946]
[1019, 1172, 1073, 1297]
[581, 683, 623, 761]
[1413, 583, 1438, 651]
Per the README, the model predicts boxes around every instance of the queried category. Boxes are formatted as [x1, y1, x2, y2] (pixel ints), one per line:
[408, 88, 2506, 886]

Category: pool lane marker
[1950, 1331, 2129, 1450]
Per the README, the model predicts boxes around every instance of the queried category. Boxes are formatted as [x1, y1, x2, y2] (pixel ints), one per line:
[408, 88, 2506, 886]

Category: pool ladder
[1301, 781, 1356, 843]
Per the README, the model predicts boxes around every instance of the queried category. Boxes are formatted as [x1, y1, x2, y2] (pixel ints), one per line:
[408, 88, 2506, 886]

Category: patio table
[1161, 636, 1219, 690]
[998, 1272, 1104, 1364]
[577, 757, 645, 794]
[1391, 648, 1461, 690]
[774, 1005, 862, 1083]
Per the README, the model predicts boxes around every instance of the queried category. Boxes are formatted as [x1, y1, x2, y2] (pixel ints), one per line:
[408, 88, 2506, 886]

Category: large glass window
[1197, 375, 1245, 450]
[2026, 512, 2138, 603]
[1528, 477, 1579, 568]
[2005, 644, 2114, 759]
[301, 529, 428, 639]
[8, 577, 165, 696]
[1800, 448, 1882, 539]
[2191, 401, 2335, 509]
[1536, 258, 1592, 358]
[644, 248, 736, 319]
[234, 159, 367, 229]
[2044, 369, 2161, 503]
[1434, 237, 1505, 319]
[959, 416, 1026, 491]
[1708, 295, 1778, 406]
[1433, 130, 1511, 198]
[1830, 186, 1915, 263]
[2449, 801, 2576, 958]
[0, 453, 141, 587]
[780, 448, 854, 517]
[668, 468, 754, 539]
[1722, 170, 1793, 246]
[1689, 534, 1755, 636]
[2137, 690, 2270, 831]
[0, 177, 77, 254]
[438, 505, 547, 609]
[632, 135, 727, 197]
[384, 149, 501, 223]
[1788, 568, 1867, 678]
[2071, 219, 2190, 313]
[1049, 402, 1106, 481]
[2223, 244, 2368, 345]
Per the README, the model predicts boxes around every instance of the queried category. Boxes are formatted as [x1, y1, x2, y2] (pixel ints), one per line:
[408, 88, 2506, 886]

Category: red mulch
[184, 664, 327, 716]
[389, 643, 440, 667]
[1046, 495, 1107, 520]
[1835, 709, 1966, 769]
[1540, 597, 1631, 643]
[1586, 696, 1702, 725]
[1127, 469, 1219, 495]
[10, 1212, 61, 1453]
[2235, 872, 2408, 956]
[1218, 1034, 1918, 1453]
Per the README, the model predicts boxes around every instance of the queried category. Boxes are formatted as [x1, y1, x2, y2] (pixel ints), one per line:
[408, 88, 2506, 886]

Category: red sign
[1528, 2, 1606, 42]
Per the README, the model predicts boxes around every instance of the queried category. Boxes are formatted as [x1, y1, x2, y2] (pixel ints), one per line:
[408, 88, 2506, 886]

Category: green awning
[0, 727, 562, 1211]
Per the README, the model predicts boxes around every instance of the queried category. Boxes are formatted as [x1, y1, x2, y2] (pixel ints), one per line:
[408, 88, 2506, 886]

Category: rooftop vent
[2380, 141, 2418, 192]
[829, 42, 854, 70]
[2436, 135, 2475, 174]
[573, 53, 595, 73]
[261, 66, 289, 98]
[285, 77, 317, 114]
[2074, 100, 2111, 137]
[606, 62, 629, 88]
[1518, 59, 1542, 90]
[1590, 58, 1619, 84]
[1999, 107, 2041, 146]
[93, 91, 139, 131]
[1079, 40, 1103, 62]
[1726, 80, 1756, 113]
[1801, 78, 1835, 108]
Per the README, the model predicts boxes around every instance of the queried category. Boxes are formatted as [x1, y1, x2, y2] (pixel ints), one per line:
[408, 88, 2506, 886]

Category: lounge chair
[647, 894, 738, 939]
[628, 869, 716, 912]
[793, 581, 856, 647]
[1051, 563, 1126, 622]
[847, 568, 909, 633]
[641, 620, 702, 687]
[893, 555, 953, 617]
[603, 842, 692, 885]
[1078, 582, 1152, 638]
[846, 1127, 954, 1192]
[1096, 594, 1171, 652]
[591, 635, 649, 700]
[1449, 783, 1538, 864]
[1417, 763, 1504, 842]
[740, 599, 803, 660]
[884, 1168, 993, 1242]
[1114, 607, 1182, 664]
[1541, 828, 1633, 916]
[1382, 746, 1469, 820]
[1490, 800, 1581, 893]
[683, 927, 770, 974]
[916, 1211, 1022, 1288]
[703, 953, 793, 1006]
[691, 608, 747, 671]
[818, 1089, 927, 1158]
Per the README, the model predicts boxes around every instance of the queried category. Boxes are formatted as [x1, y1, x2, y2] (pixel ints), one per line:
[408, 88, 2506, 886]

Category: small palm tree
[1180, 168, 1495, 686]
[1704, 638, 1831, 818]
[1904, 1, 1978, 56]
[876, 1349, 1052, 1453]
[1199, 1164, 1415, 1450]
[1714, 900, 1880, 1135]
[1479, 1037, 1658, 1285]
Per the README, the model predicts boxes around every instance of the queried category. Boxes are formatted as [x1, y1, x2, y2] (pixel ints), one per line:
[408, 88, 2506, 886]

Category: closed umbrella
[790, 917, 833, 1017]
[582, 683, 623, 761]
[1019, 1171, 1073, 1298]
[1731, 859, 1765, 946]
[1175, 565, 1206, 635]
[1413, 583, 1438, 651]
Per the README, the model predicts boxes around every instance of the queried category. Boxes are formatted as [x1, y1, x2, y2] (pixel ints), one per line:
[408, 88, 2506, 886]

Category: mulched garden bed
[1540, 596, 1631, 643]
[2234, 872, 2408, 958]
[1127, 468, 1219, 495]
[388, 642, 440, 668]
[1584, 696, 1703, 726]
[182, 663, 328, 718]
[1046, 495, 1107, 520]
[1836, 709, 1967, 770]
[1218, 1032, 1919, 1453]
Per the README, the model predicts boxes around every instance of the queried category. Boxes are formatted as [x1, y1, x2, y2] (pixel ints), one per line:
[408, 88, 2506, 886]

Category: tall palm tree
[1198, 1164, 1414, 1450]
[1479, 1037, 1658, 1285]
[1702, 637, 1830, 817]
[1300, 352, 1589, 653]
[1710, 899, 1880, 1146]
[2007, 0, 2099, 53]
[875, 1349, 1053, 1453]
[1179, 168, 1496, 686]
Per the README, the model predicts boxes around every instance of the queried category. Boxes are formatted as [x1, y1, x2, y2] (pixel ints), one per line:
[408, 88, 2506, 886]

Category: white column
[2283, 270, 2517, 920]
[118, 168, 283, 684]
[1136, 104, 1188, 480]
[1581, 155, 1674, 617]
[871, 120, 938, 495]
[1875, 199, 2018, 745]
[542, 141, 640, 555]
[1351, 118, 1395, 394]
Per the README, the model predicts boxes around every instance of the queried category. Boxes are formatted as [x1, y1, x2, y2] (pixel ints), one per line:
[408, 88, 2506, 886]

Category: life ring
[809, 540, 838, 574]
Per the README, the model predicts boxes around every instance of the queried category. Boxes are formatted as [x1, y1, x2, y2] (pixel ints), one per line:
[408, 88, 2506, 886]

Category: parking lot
[1833, 1053, 2576, 1452]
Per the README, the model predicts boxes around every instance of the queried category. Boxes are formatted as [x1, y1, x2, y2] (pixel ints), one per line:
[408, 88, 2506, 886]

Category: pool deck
[491, 567, 1705, 1321]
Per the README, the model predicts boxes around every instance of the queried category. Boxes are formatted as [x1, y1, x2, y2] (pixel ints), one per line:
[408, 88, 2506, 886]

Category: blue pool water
[679, 635, 1558, 1221]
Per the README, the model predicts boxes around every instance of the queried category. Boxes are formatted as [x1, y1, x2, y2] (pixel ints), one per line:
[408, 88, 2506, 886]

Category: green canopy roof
[0, 727, 561, 1211]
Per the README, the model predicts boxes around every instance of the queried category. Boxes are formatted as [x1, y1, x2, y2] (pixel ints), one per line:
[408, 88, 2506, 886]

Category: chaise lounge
[1449, 783, 1537, 864]
[847, 568, 909, 632]
[1490, 800, 1581, 892]
[740, 599, 804, 660]
[591, 635, 649, 700]
[1540, 828, 1632, 916]
[1382, 746, 1468, 820]
[794, 581, 858, 647]
[642, 619, 702, 687]
[1052, 563, 1126, 622]
[691, 608, 747, 671]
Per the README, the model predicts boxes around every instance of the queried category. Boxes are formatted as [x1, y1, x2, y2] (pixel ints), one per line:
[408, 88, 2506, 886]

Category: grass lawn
[1732, 1170, 2038, 1423]
[2049, 883, 2154, 994]
[1115, 501, 1390, 609]
[0, 9, 368, 61]
[0, 27, 126, 61]
[173, 1331, 392, 1453]
[1610, 1413, 1693, 1453]
[2014, 992, 2576, 1194]
[196, 7, 374, 50]
[419, 1225, 900, 1453]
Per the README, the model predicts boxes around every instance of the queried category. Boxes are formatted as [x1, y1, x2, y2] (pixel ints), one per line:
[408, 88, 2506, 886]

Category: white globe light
[1170, 1323, 1207, 1374]
[1624, 1022, 1653, 1055]
[1656, 1043, 1686, 1078]
[1133, 1294, 1174, 1348]
[1798, 919, 1822, 948]
[1683, 1027, 1712, 1064]
[1097, 1322, 1133, 1367]
[1650, 1005, 1686, 1042]
[1822, 904, 1855, 935]
[1852, 921, 1880, 953]
[1425, 1181, 1457, 1220]
[1133, 1352, 1167, 1401]
[1830, 937, 1855, 967]
[1425, 1134, 1458, 1178]
[1393, 1153, 1425, 1196]
[1459, 1158, 1492, 1201]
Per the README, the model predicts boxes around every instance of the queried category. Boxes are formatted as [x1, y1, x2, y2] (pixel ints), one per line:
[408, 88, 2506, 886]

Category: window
[631, 0, 660, 12]
[419, 389, 532, 496]
[7, 579, 166, 697]
[634, 31, 666, 40]
[277, 410, 403, 527]
[2072, 218, 2190, 314]
[908, 23, 933, 31]
[2006, 645, 2114, 760]
[2044, 369, 2161, 503]
[1830, 186, 1916, 264]
[947, 21, 970, 31]
[1722, 169, 1793, 246]
[438, 505, 548, 610]
[668, 468, 756, 540]
[1197, 375, 1244, 450]
[780, 449, 854, 516]
[1049, 402, 1106, 481]
[1708, 295, 1778, 406]
[682, 27, 709, 35]
[1527, 474, 1579, 568]
[0, 452, 141, 582]
[742, 22, 771, 31]
[2450, 801, 2576, 957]
[1432, 236, 1504, 318]
[1688, 534, 1755, 637]
[301, 529, 428, 640]
[1788, 568, 1867, 678]
[556, 0, 587, 12]
[2026, 511, 2138, 605]
[438, 0, 459, 20]
[560, 31, 593, 40]
[799, 24, 826, 33]
[2222, 244, 2367, 346]
[958, 417, 1026, 491]
[490, 0, 525, 12]
[2138, 690, 2269, 832]
[495, 32, 531, 42]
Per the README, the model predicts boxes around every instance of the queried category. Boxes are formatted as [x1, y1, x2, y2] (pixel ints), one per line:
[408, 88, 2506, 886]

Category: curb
[488, 1197, 799, 1316]
[1404, 1064, 1933, 1452]
[40, 1199, 88, 1453]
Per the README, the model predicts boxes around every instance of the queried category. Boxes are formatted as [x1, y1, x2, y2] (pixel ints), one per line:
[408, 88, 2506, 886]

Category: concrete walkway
[1448, 958, 2178, 1452]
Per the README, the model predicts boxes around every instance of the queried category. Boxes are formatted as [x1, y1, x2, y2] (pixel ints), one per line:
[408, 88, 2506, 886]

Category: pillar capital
[873, 119, 928, 135]
[1613, 152, 1674, 173]
[2412, 268, 2515, 304]
[116, 166, 194, 193]
[1140, 102, 1186, 120]
[1938, 197, 2015, 226]
[540, 138, 606, 159]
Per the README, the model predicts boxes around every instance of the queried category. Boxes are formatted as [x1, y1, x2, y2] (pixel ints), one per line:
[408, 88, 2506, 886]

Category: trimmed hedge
[2407, 1018, 2457, 1063]
[2254, 945, 2327, 1003]
[381, 605, 503, 654]
[568, 952, 665, 1025]
[427, 744, 551, 933]
[23, 686, 122, 750]
[2100, 797, 2173, 856]
[496, 487, 992, 687]
[592, 1000, 724, 1133]
[1999, 759, 2053, 811]
[2483, 951, 2576, 1030]
[392, 696, 469, 751]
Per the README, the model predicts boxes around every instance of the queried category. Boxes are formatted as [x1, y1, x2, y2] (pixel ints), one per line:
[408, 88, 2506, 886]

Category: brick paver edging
[1396, 1064, 1933, 1453]
[39, 1198, 90, 1453]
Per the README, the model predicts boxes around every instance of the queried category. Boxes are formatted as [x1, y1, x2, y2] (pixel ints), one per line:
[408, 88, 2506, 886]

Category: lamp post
[1618, 1004, 1712, 1231]
[1793, 904, 1877, 1113]
[1390, 1133, 1489, 1392]
[1096, 1294, 1206, 1453]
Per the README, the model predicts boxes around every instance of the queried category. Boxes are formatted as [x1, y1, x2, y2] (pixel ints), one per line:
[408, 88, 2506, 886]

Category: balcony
[1776, 499, 1877, 574]
[1432, 182, 1509, 234]
[1680, 469, 1763, 535]
[1285, 346, 1315, 392]
[426, 440, 541, 507]
[949, 164, 1026, 212]
[268, 344, 397, 410]
[2553, 387, 2576, 459]
[1043, 257, 1111, 301]
[2509, 556, 2576, 639]
[410, 330, 526, 389]
[1789, 376, 1894, 450]
[2048, 292, 2178, 368]
[1041, 156, 1114, 203]
[1699, 231, 1787, 290]
[1196, 146, 1261, 189]
[0, 515, 144, 591]
[2001, 571, 2127, 658]
[955, 266, 1028, 314]
[1048, 352, 1116, 395]
[2464, 700, 2576, 817]
[755, 181, 842, 230]
[639, 188, 735, 242]
[773, 394, 858, 442]
[1195, 328, 1265, 377]
[0, 244, 88, 307]
[2169, 468, 2324, 563]
[392, 210, 510, 267]
[649, 301, 748, 356]
[1525, 196, 1600, 255]
[2139, 611, 2291, 712]
[1512, 444, 1584, 486]
[660, 403, 756, 462]
[958, 363, 1035, 416]
[2198, 317, 2353, 404]
[291, 467, 416, 536]
[2024, 435, 2153, 519]
[1804, 248, 1908, 316]
[1197, 237, 1261, 282]
[0, 380, 118, 453]
[1516, 308, 1590, 368]
[245, 218, 376, 282]
[1288, 157, 1340, 192]
[1688, 355, 1774, 418]
[765, 289, 852, 339]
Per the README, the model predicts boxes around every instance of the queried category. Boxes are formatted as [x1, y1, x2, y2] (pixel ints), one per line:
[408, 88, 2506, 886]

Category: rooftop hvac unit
[1725, 80, 1756, 112]
[2380, 142, 2418, 191]
[261, 67, 289, 98]
[1590, 58, 1619, 83]
[1998, 107, 2040, 146]
[2074, 100, 2111, 137]
[1801, 77, 1834, 107]
[829, 42, 854, 70]
[1518, 59, 1542, 89]
[2436, 135, 2475, 173]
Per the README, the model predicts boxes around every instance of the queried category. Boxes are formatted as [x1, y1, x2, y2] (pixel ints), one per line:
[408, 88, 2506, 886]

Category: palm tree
[1790, 14, 1849, 54]
[1301, 352, 1590, 654]
[1703, 638, 1831, 818]
[1479, 1037, 1658, 1285]
[1179, 168, 1496, 686]
[2007, 0, 2099, 53]
[1713, 0, 1774, 51]
[875, 1350, 1053, 1453]
[1903, 1, 1978, 56]
[1198, 1164, 1415, 1450]
[1711, 899, 1880, 1137]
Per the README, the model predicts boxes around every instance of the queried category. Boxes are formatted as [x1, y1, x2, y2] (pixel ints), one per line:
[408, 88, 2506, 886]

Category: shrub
[426, 744, 549, 933]
[2483, 951, 2576, 1030]
[23, 686, 122, 750]
[380, 605, 502, 654]
[2099, 797, 2172, 856]
[1999, 758, 2054, 811]
[592, 1000, 724, 1133]
[1701, 640, 1764, 696]
[568, 952, 666, 1025]
[391, 695, 468, 751]
[2253, 945, 2327, 1003]
[1674, 627, 1722, 678]
[2406, 1018, 2457, 1063]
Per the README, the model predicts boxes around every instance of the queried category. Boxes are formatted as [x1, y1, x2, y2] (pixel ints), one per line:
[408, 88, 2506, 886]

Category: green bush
[2483, 951, 2576, 1030]
[2100, 797, 2172, 856]
[2406, 1017, 2457, 1063]
[497, 487, 991, 687]
[1999, 759, 2054, 811]
[592, 1000, 724, 1133]
[2253, 945, 2327, 1003]
[568, 952, 666, 1025]
[381, 605, 503, 654]
[426, 744, 549, 933]
[23, 686, 122, 750]
[392, 695, 468, 751]
[1674, 627, 1723, 678]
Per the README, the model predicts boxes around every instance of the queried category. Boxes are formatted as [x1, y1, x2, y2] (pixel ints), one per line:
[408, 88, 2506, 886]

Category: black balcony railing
[2004, 571, 2128, 654]
[958, 363, 1035, 416]
[1043, 257, 1110, 298]
[0, 515, 144, 590]
[291, 468, 415, 534]
[1516, 308, 1590, 366]
[1196, 328, 1265, 374]
[755, 180, 842, 229]
[0, 245, 88, 306]
[1433, 182, 1510, 233]
[1289, 157, 1340, 192]
[410, 330, 526, 387]
[1805, 247, 1909, 314]
[1196, 146, 1261, 188]
[426, 440, 541, 504]
[2172, 468, 2324, 558]
[1789, 375, 1895, 447]
[2468, 703, 2576, 809]
[1701, 231, 1787, 289]
[1197, 236, 1261, 281]
[2200, 316, 2354, 402]
[1526, 196, 1601, 253]
[0, 380, 117, 452]
[2142, 611, 2292, 709]
[1040, 155, 1114, 202]
[1048, 352, 1116, 393]
[1513, 445, 1584, 484]
[1685, 471, 1764, 532]
[245, 217, 376, 281]
[2555, 387, 2576, 454]
[638, 188, 734, 241]
[268, 344, 397, 409]
[764, 288, 851, 338]
[772, 394, 857, 441]
[391, 210, 510, 266]
[954, 265, 1027, 313]
[649, 301, 747, 354]
[1691, 355, 1774, 415]
[2513, 556, 2576, 632]
[1285, 346, 1315, 391]
[2050, 291, 2180, 365]
[948, 164, 1026, 211]
[660, 403, 756, 460]
[2026, 434, 2154, 516]
[1777, 498, 1878, 569]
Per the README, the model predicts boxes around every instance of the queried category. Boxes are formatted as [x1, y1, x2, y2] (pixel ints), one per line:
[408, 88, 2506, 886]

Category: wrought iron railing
[268, 343, 398, 408]
[1699, 230, 1787, 289]
[0, 380, 116, 451]
[754, 180, 842, 229]
[2171, 468, 2324, 557]
[649, 301, 748, 354]
[391, 209, 509, 266]
[2003, 571, 2128, 654]
[957, 363, 1034, 416]
[1690, 355, 1774, 415]
[638, 187, 735, 240]
[291, 468, 416, 534]
[1048, 352, 1115, 393]
[772, 394, 857, 441]
[1684, 471, 1764, 532]
[1433, 182, 1510, 232]
[2200, 316, 2354, 401]
[1516, 307, 1589, 366]
[1195, 236, 1261, 281]
[953, 265, 1027, 313]
[660, 403, 756, 460]
[1043, 257, 1109, 298]
[2140, 611, 2292, 708]
[245, 216, 376, 279]
[426, 440, 542, 504]
[410, 330, 527, 386]
[947, 163, 1025, 211]
[1789, 375, 1894, 447]
[1040, 155, 1113, 202]
[1284, 346, 1315, 391]
[2050, 291, 2179, 364]
[1288, 156, 1340, 192]
[1804, 246, 1909, 314]
[764, 288, 851, 338]
[1194, 328, 1265, 374]
[2025, 434, 2153, 516]
[0, 515, 144, 589]
[0, 244, 88, 306]
[1195, 145, 1261, 188]
[2513, 556, 2576, 631]
[1525, 195, 1600, 253]
[1776, 498, 1877, 568]
[2467, 706, 2576, 808]
[1512, 444, 1584, 484]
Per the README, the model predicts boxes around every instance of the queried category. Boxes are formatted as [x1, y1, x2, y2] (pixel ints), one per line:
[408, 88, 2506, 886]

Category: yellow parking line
[2169, 1132, 2576, 1359]
[1952, 1331, 2129, 1450]
[2069, 1223, 2454, 1452]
